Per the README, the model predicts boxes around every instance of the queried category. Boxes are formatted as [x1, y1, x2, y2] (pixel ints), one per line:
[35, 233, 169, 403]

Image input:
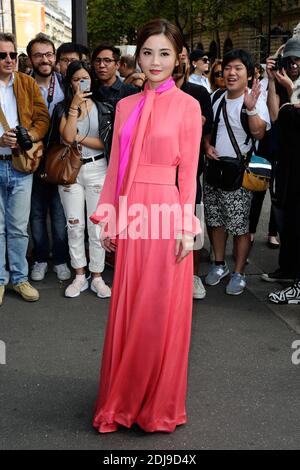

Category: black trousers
[273, 195, 300, 279]
[249, 189, 277, 236]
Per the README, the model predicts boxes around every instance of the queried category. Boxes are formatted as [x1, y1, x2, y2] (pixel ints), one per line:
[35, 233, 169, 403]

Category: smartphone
[79, 79, 90, 92]
[272, 54, 285, 71]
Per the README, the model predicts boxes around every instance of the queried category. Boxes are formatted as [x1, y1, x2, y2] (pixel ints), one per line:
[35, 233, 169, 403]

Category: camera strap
[0, 103, 11, 132]
[47, 74, 56, 109]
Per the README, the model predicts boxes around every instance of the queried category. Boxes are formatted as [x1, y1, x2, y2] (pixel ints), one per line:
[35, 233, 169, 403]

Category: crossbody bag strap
[222, 100, 243, 162]
[210, 96, 225, 147]
[0, 103, 11, 132]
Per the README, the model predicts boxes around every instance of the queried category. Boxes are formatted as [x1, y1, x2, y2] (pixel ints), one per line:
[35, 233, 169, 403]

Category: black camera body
[272, 54, 285, 71]
[15, 126, 33, 151]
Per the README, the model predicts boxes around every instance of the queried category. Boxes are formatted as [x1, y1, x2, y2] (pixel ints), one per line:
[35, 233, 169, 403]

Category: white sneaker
[193, 275, 206, 299]
[91, 277, 111, 298]
[65, 276, 89, 298]
[53, 263, 71, 281]
[31, 262, 48, 281]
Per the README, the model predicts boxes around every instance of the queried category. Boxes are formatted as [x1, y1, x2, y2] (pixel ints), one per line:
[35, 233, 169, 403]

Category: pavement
[0, 193, 299, 450]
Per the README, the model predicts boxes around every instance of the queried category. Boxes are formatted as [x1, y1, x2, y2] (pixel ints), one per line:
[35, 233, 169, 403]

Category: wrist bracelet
[68, 111, 78, 117]
[246, 107, 258, 116]
[70, 106, 78, 111]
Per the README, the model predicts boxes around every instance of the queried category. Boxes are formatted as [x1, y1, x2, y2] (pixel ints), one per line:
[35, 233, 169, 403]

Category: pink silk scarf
[115, 78, 175, 200]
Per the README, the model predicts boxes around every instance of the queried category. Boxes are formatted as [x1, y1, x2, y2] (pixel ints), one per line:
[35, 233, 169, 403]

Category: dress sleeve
[177, 98, 202, 236]
[90, 102, 121, 225]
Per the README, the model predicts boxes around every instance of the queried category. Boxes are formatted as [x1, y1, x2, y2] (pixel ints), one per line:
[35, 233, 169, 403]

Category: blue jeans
[30, 175, 69, 265]
[0, 160, 33, 285]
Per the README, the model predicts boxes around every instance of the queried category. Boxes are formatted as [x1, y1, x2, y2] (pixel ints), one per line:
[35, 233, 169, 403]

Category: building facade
[190, 0, 300, 62]
[0, 0, 71, 52]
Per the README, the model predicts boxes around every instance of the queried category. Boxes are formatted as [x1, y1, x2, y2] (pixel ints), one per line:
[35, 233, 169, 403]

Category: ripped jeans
[58, 158, 107, 273]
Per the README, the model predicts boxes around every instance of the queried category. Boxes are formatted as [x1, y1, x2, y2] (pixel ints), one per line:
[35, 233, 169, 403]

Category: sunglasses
[214, 71, 223, 78]
[200, 57, 209, 64]
[0, 51, 18, 60]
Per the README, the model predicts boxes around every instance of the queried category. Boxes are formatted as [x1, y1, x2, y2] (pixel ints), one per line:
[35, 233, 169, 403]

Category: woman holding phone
[54, 60, 112, 298]
[91, 19, 202, 433]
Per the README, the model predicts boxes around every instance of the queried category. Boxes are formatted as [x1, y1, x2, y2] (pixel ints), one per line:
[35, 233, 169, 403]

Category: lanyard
[47, 74, 56, 109]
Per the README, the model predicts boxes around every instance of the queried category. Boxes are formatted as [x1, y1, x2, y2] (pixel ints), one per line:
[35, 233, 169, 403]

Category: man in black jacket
[91, 44, 138, 109]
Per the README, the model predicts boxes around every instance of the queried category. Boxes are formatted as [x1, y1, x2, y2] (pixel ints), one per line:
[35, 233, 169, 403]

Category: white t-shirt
[212, 90, 271, 159]
[0, 74, 19, 156]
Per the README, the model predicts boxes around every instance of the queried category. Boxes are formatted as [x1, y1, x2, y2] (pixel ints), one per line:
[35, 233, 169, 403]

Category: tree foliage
[87, 0, 283, 50]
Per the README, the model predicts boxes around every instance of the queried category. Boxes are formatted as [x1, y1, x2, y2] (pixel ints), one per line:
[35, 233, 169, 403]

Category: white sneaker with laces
[193, 275, 206, 299]
[65, 276, 89, 298]
[53, 263, 71, 281]
[31, 262, 48, 281]
[91, 277, 111, 298]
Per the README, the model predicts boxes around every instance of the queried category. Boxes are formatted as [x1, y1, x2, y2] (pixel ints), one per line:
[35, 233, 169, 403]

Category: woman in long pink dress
[90, 19, 202, 433]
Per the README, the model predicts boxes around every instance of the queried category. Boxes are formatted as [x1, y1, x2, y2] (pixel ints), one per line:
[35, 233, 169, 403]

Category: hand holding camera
[0, 129, 17, 148]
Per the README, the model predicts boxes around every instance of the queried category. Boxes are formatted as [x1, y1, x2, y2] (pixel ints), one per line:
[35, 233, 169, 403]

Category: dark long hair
[135, 19, 183, 64]
[63, 60, 91, 116]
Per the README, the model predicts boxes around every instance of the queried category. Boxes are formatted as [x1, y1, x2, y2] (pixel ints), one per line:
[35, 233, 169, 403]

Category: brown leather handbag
[43, 142, 83, 185]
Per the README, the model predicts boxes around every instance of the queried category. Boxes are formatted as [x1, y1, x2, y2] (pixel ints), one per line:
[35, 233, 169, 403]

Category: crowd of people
[0, 17, 300, 433]
[0, 26, 300, 305]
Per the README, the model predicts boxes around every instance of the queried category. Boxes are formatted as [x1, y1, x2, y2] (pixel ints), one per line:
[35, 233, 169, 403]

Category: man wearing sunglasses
[91, 44, 138, 111]
[26, 33, 70, 284]
[0, 33, 49, 306]
[188, 49, 211, 93]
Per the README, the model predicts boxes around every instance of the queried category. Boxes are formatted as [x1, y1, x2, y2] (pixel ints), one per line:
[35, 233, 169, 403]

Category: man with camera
[27, 34, 71, 283]
[0, 33, 49, 306]
[261, 37, 300, 284]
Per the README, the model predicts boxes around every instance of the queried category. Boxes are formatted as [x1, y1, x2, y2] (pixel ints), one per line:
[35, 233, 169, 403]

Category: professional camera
[15, 126, 33, 151]
[272, 54, 285, 71]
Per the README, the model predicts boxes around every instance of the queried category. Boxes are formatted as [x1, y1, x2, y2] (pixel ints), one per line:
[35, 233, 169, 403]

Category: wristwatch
[246, 107, 258, 116]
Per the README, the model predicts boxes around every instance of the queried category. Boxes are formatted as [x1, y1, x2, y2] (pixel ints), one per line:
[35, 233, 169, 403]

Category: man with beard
[26, 34, 70, 282]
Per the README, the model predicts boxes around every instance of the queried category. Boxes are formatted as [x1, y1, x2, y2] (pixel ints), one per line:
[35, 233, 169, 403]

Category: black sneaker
[269, 281, 300, 304]
[261, 269, 293, 283]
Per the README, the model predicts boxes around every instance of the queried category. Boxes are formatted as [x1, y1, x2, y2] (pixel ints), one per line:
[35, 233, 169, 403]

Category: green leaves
[87, 0, 283, 50]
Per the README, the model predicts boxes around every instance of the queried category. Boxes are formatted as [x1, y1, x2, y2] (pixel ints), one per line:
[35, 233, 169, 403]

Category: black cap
[189, 49, 207, 63]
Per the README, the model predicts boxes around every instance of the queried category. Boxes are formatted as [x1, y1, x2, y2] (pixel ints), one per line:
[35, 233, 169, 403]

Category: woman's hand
[175, 233, 194, 263]
[274, 69, 294, 96]
[70, 83, 92, 110]
[101, 237, 117, 253]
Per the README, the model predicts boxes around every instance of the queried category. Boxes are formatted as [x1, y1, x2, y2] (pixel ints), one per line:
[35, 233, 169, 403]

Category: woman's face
[138, 33, 179, 89]
[71, 68, 91, 93]
[213, 64, 225, 89]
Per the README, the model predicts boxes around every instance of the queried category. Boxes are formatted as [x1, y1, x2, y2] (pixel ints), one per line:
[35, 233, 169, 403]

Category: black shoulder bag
[205, 98, 246, 191]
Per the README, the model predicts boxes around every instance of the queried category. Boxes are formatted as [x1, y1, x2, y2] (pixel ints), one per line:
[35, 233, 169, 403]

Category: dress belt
[133, 164, 176, 185]
[82, 153, 105, 165]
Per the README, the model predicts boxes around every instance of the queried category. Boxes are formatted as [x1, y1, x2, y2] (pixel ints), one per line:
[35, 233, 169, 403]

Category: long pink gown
[91, 85, 202, 433]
